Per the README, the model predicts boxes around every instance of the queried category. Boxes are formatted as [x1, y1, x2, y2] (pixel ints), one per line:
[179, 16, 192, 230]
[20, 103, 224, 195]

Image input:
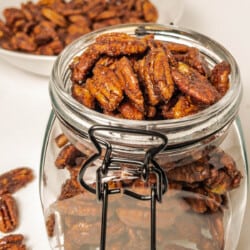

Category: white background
[0, 0, 249, 249]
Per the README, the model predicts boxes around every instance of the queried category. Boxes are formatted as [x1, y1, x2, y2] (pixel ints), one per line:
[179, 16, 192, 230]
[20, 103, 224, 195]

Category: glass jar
[40, 24, 248, 250]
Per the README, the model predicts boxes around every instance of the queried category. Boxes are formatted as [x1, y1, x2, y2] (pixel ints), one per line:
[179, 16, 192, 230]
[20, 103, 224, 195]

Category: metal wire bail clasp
[78, 125, 168, 250]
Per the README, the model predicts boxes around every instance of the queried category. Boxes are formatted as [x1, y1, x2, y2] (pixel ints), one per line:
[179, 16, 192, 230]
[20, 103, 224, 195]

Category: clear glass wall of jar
[40, 24, 248, 250]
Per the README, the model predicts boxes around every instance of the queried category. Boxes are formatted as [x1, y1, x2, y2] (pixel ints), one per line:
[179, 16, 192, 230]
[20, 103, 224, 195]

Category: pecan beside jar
[0, 234, 26, 250]
[0, 167, 34, 195]
[0, 194, 18, 233]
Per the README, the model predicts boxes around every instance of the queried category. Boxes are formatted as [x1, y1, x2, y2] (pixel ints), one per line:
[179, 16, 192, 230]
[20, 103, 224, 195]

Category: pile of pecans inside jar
[0, 0, 158, 55]
[70, 32, 230, 120]
[0, 167, 34, 249]
[47, 133, 242, 250]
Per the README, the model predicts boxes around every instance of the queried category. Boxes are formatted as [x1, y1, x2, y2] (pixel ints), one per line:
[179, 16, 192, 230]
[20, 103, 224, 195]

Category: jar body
[41, 23, 248, 250]
[40, 113, 248, 250]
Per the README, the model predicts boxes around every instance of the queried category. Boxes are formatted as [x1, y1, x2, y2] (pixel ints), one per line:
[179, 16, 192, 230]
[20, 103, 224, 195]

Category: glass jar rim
[49, 23, 242, 148]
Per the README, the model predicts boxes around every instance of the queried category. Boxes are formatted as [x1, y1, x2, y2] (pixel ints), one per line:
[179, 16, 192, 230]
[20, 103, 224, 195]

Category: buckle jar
[40, 24, 248, 250]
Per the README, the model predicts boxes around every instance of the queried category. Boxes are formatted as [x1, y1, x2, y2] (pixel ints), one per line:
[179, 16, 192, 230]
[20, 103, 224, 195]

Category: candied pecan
[118, 101, 144, 120]
[137, 57, 160, 106]
[115, 57, 144, 112]
[87, 65, 124, 111]
[94, 32, 148, 56]
[65, 26, 91, 45]
[37, 39, 63, 55]
[41, 8, 67, 27]
[0, 194, 18, 233]
[184, 188, 222, 213]
[70, 45, 101, 83]
[58, 178, 83, 200]
[83, 0, 106, 20]
[10, 32, 36, 52]
[166, 42, 189, 54]
[32, 21, 57, 46]
[172, 62, 220, 105]
[71, 84, 95, 109]
[162, 95, 200, 119]
[205, 170, 229, 194]
[167, 159, 210, 183]
[46, 213, 55, 237]
[0, 234, 26, 250]
[210, 61, 231, 96]
[142, 0, 158, 22]
[148, 48, 175, 102]
[175, 47, 210, 76]
[205, 149, 242, 194]
[95, 9, 118, 21]
[0, 21, 12, 38]
[55, 133, 69, 148]
[55, 144, 83, 169]
[21, 2, 43, 22]
[68, 15, 90, 26]
[0, 167, 34, 195]
[3, 8, 25, 27]
[1, 0, 158, 55]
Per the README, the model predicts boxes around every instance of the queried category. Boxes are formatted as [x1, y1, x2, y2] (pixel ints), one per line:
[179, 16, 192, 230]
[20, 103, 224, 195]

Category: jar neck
[49, 23, 242, 150]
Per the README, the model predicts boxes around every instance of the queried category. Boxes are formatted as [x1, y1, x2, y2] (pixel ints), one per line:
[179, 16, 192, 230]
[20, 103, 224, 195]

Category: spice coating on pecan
[0, 194, 18, 233]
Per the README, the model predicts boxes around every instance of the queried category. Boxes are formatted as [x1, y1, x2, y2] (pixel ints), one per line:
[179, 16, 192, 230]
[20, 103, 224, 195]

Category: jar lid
[49, 23, 242, 152]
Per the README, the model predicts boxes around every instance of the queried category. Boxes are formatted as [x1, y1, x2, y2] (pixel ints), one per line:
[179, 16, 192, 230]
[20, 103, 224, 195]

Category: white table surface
[0, 0, 249, 249]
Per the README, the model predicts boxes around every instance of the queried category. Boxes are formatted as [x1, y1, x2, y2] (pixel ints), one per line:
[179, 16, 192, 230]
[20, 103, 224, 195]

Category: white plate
[0, 0, 184, 77]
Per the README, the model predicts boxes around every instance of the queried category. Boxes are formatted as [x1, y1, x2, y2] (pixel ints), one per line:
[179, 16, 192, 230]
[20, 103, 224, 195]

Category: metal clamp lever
[78, 125, 168, 250]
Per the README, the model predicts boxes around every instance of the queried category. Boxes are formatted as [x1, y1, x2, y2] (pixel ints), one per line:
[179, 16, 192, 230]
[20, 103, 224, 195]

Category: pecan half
[0, 194, 18, 233]
[0, 234, 26, 250]
[46, 213, 55, 237]
[87, 65, 124, 112]
[115, 56, 144, 112]
[0, 168, 34, 195]
[210, 61, 231, 96]
[55, 144, 83, 169]
[55, 133, 69, 148]
[172, 62, 220, 105]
